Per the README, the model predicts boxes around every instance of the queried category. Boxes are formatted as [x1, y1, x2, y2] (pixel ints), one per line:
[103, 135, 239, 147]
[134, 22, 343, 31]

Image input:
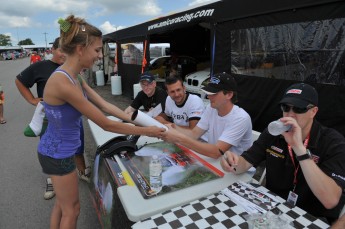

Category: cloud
[0, 0, 90, 17]
[99, 21, 126, 34]
[0, 15, 33, 29]
[0, 0, 170, 43]
[0, 0, 162, 29]
[0, 0, 91, 29]
[189, 0, 218, 7]
[97, 0, 161, 16]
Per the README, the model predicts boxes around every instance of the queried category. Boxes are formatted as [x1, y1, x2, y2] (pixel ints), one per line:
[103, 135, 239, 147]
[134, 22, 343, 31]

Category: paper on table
[131, 110, 168, 131]
[146, 103, 162, 118]
[221, 181, 280, 214]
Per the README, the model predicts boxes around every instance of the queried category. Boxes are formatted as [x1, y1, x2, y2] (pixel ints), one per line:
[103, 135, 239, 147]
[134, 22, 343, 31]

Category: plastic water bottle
[268, 120, 291, 136]
[149, 155, 162, 193]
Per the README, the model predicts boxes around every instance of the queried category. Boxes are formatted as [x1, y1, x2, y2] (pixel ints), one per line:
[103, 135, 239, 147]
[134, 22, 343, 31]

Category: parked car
[13, 51, 20, 59]
[184, 66, 240, 99]
[184, 68, 211, 99]
[149, 55, 197, 79]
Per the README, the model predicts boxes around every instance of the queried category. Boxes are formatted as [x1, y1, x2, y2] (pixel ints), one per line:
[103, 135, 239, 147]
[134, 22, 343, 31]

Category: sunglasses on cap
[281, 104, 315, 114]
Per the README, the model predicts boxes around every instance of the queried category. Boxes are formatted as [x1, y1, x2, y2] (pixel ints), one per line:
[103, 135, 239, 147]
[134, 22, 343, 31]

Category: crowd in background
[0, 49, 54, 61]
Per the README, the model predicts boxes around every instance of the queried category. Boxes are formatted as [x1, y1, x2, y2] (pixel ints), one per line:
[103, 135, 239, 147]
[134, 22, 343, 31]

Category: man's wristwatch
[296, 149, 312, 161]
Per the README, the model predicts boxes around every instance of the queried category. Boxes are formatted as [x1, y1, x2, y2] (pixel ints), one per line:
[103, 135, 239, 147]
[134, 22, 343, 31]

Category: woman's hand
[161, 124, 181, 143]
[145, 126, 166, 138]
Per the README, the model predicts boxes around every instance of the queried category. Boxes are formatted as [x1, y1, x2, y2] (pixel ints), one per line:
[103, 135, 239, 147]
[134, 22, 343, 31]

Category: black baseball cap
[52, 37, 60, 49]
[201, 72, 237, 95]
[139, 72, 155, 83]
[279, 83, 318, 108]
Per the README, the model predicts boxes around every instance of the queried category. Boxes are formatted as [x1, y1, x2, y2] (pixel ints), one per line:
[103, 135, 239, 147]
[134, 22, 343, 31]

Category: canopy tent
[103, 0, 345, 136]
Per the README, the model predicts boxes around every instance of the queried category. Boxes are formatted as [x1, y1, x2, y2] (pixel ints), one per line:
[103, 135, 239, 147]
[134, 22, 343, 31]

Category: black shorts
[38, 153, 76, 176]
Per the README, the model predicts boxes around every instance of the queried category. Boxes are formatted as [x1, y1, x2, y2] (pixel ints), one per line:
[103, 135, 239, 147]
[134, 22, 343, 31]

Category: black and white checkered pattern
[132, 193, 248, 229]
[132, 191, 330, 229]
[271, 202, 330, 229]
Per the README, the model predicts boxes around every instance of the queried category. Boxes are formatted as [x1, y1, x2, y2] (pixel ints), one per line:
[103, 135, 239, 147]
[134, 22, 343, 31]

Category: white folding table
[88, 116, 253, 222]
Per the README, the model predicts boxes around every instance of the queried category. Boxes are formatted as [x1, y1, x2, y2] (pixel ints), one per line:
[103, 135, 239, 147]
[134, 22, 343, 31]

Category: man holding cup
[221, 83, 345, 224]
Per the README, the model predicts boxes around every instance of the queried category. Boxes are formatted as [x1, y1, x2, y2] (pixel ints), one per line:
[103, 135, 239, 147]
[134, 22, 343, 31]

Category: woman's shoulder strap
[55, 69, 76, 85]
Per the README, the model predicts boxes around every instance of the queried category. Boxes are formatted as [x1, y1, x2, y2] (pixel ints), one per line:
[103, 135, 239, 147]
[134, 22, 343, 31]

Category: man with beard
[156, 76, 205, 130]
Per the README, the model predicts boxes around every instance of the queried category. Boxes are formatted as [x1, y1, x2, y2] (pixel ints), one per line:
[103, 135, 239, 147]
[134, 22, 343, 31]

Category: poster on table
[118, 141, 224, 199]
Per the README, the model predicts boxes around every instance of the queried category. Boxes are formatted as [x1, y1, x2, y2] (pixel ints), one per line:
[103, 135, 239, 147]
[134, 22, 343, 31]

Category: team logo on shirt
[191, 111, 202, 115]
[271, 146, 283, 153]
[332, 173, 345, 182]
[266, 145, 285, 159]
[172, 112, 188, 121]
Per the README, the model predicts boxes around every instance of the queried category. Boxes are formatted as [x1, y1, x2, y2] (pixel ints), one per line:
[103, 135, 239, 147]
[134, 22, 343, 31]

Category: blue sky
[0, 0, 217, 46]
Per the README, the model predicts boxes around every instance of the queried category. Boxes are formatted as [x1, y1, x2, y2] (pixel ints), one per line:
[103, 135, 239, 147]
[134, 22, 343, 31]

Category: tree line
[0, 34, 34, 46]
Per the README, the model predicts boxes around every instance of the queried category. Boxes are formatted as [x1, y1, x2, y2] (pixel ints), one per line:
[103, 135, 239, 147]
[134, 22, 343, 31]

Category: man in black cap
[162, 72, 252, 158]
[124, 72, 167, 115]
[221, 83, 345, 223]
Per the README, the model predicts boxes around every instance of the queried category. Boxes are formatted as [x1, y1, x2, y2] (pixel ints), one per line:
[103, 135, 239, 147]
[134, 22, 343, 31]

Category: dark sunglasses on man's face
[281, 104, 314, 114]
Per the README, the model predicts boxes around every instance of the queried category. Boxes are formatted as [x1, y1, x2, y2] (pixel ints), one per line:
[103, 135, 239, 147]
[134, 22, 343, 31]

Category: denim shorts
[38, 153, 76, 176]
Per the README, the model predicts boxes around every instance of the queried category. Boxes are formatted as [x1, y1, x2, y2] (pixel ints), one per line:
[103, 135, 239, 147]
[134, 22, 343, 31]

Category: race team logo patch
[271, 146, 283, 153]
[286, 89, 302, 95]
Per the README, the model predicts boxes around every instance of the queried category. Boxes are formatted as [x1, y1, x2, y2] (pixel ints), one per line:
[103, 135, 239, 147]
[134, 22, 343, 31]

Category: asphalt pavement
[0, 57, 132, 229]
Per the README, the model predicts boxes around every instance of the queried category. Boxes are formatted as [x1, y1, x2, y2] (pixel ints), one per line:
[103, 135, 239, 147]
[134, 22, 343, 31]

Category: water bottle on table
[150, 155, 162, 193]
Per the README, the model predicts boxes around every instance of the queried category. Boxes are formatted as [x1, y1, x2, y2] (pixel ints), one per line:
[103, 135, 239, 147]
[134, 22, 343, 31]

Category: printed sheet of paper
[221, 181, 280, 214]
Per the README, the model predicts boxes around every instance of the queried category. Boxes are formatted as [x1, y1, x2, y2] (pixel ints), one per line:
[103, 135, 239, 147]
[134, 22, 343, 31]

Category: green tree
[18, 38, 34, 45]
[0, 34, 12, 46]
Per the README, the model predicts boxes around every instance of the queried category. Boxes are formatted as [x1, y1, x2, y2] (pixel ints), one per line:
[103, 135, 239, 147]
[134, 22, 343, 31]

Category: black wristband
[296, 149, 312, 161]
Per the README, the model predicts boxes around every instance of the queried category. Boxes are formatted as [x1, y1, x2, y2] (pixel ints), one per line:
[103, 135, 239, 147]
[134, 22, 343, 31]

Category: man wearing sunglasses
[221, 83, 345, 224]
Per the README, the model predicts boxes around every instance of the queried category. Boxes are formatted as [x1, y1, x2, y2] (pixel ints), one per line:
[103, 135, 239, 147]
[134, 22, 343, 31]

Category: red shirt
[30, 54, 41, 64]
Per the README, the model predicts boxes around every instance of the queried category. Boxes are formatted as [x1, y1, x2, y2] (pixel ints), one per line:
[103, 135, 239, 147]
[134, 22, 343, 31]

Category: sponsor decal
[266, 149, 285, 159]
[191, 111, 202, 115]
[332, 173, 345, 182]
[271, 146, 283, 153]
[286, 89, 302, 95]
[172, 112, 188, 121]
[148, 9, 215, 31]
[210, 77, 220, 84]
